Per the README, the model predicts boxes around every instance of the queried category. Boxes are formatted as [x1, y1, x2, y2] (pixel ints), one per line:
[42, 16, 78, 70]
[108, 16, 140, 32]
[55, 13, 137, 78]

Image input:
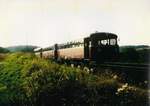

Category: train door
[54, 44, 58, 60]
[84, 37, 90, 60]
[91, 38, 105, 63]
[40, 48, 43, 58]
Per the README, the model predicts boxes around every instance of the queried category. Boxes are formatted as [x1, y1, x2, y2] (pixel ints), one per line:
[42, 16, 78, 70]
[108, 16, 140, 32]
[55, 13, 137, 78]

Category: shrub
[0, 53, 148, 106]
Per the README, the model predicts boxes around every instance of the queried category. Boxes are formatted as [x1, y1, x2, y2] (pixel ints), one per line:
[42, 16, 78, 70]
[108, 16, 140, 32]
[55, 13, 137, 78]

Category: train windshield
[101, 40, 108, 45]
[98, 39, 117, 46]
[110, 39, 117, 45]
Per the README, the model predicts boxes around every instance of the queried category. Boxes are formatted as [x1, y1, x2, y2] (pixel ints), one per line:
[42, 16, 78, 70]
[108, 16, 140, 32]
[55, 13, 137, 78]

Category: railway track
[93, 62, 149, 83]
[98, 62, 149, 72]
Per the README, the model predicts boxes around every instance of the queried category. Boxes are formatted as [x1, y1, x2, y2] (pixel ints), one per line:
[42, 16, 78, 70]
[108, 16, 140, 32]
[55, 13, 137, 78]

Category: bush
[0, 53, 148, 106]
[119, 48, 140, 62]
[0, 47, 9, 53]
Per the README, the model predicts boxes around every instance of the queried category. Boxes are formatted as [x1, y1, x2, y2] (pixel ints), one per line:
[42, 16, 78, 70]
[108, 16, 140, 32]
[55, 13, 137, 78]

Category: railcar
[34, 47, 42, 58]
[34, 32, 119, 63]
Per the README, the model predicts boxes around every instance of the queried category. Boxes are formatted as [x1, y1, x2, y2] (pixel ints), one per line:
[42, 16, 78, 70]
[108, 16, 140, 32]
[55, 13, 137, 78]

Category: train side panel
[58, 46, 84, 60]
[35, 52, 41, 57]
[42, 50, 54, 58]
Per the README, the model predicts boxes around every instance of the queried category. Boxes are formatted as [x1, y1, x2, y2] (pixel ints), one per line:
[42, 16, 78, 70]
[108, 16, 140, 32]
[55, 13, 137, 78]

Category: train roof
[34, 47, 42, 52]
[90, 32, 118, 40]
[42, 46, 53, 51]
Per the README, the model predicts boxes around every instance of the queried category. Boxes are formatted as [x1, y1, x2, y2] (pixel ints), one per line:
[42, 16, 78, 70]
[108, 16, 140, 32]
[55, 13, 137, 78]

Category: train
[34, 32, 119, 64]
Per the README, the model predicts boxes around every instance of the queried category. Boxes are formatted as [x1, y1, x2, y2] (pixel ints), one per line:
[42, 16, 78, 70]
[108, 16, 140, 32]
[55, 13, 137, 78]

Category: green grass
[0, 52, 149, 106]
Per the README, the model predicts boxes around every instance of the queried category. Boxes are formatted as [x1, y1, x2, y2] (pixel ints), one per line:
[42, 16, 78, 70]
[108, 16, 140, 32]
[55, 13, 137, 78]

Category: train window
[79, 43, 83, 47]
[84, 43, 87, 47]
[101, 40, 108, 45]
[110, 39, 116, 45]
[98, 41, 101, 45]
[89, 41, 92, 47]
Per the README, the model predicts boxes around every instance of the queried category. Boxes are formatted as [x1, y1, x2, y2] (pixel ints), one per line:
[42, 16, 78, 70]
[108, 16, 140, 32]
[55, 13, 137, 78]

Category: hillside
[0, 47, 9, 53]
[120, 45, 150, 52]
[119, 45, 150, 63]
[6, 45, 38, 52]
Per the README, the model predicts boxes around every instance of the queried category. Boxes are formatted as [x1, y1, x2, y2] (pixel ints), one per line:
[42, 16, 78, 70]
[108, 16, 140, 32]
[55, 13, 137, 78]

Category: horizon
[3, 43, 150, 49]
[0, 0, 149, 48]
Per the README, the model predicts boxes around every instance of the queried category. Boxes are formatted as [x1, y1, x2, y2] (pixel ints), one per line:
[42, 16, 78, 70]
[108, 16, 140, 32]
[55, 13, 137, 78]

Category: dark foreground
[0, 53, 149, 106]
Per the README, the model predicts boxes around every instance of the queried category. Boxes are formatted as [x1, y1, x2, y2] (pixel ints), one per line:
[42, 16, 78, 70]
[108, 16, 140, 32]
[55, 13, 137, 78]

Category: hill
[0, 47, 9, 53]
[119, 45, 150, 63]
[6, 45, 38, 52]
[120, 45, 150, 52]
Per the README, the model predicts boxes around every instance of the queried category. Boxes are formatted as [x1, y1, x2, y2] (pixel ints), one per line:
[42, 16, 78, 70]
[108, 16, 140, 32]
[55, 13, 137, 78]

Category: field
[0, 53, 149, 106]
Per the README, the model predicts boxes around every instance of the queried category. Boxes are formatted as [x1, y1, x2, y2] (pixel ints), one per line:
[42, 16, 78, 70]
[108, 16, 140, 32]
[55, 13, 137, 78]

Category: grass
[0, 52, 149, 106]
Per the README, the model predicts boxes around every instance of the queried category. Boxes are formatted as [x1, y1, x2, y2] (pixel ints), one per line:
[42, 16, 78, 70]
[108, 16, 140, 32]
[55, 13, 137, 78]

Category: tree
[0, 47, 9, 53]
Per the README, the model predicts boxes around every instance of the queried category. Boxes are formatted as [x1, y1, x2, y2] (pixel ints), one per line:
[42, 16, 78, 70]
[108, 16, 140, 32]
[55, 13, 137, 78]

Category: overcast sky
[0, 0, 149, 47]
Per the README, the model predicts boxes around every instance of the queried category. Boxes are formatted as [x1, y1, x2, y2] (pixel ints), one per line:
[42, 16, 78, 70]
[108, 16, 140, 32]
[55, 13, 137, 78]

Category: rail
[99, 62, 150, 72]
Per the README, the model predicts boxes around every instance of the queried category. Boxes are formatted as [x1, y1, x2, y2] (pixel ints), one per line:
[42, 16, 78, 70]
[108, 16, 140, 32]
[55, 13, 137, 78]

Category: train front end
[84, 32, 119, 63]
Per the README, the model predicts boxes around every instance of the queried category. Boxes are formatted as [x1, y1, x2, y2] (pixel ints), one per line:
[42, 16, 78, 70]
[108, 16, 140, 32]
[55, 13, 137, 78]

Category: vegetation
[0, 47, 9, 53]
[0, 47, 9, 61]
[0, 53, 149, 106]
[6, 45, 38, 52]
[119, 45, 150, 63]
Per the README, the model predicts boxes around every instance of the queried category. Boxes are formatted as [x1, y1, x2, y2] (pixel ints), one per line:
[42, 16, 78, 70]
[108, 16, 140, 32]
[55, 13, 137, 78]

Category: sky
[0, 0, 149, 47]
